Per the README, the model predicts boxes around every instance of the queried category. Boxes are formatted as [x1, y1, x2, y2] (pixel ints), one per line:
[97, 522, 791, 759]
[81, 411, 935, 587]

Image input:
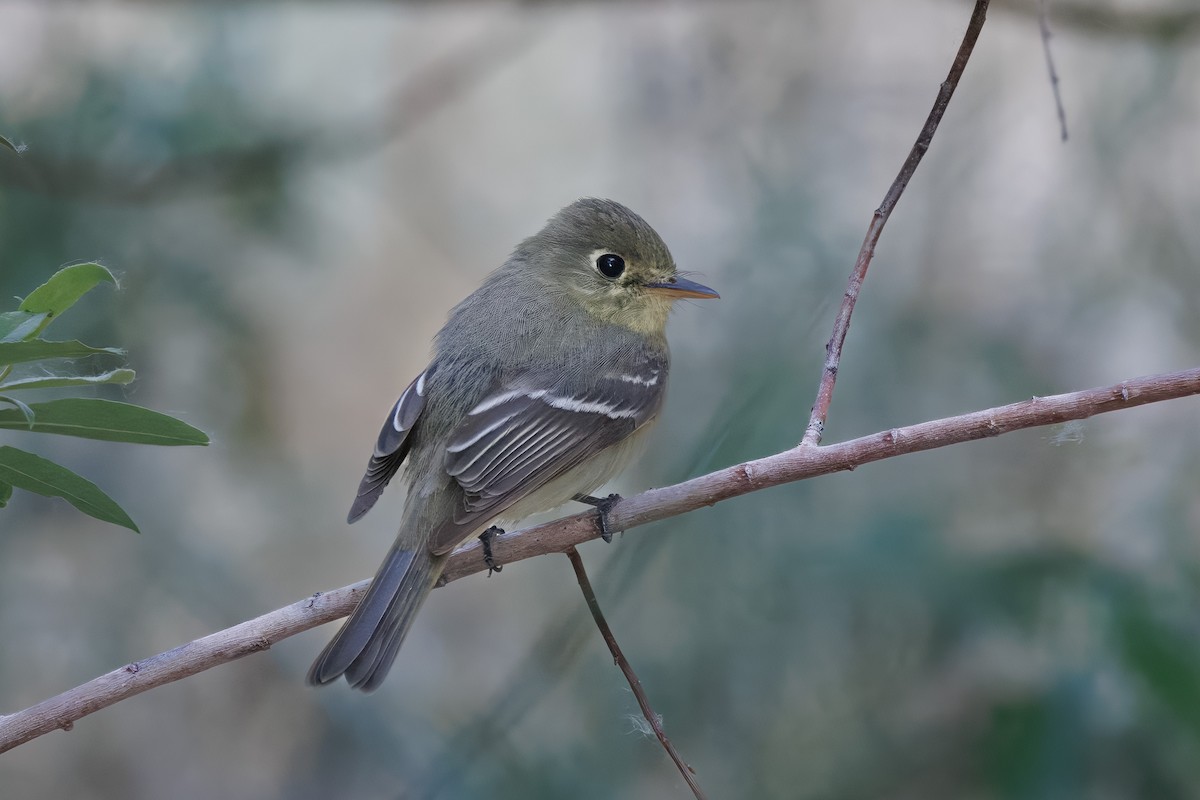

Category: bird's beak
[645, 276, 720, 300]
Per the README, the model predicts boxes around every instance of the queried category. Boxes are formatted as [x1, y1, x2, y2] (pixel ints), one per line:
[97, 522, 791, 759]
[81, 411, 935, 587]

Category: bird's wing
[429, 359, 665, 555]
[347, 366, 434, 523]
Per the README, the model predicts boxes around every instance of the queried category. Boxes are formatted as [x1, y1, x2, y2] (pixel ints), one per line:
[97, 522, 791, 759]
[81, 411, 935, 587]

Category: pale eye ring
[595, 253, 625, 279]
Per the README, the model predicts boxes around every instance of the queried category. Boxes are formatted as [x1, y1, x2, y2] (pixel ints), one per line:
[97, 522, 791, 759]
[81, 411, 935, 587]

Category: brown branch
[801, 0, 990, 446]
[0, 581, 370, 754]
[2, 365, 1198, 753]
[566, 547, 708, 800]
[1039, 0, 1070, 141]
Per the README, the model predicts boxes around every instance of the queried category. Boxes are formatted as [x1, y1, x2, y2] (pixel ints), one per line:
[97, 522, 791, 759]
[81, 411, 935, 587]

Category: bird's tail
[306, 542, 445, 692]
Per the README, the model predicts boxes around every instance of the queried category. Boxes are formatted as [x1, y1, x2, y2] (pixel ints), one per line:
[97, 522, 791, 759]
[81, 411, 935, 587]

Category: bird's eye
[595, 253, 625, 279]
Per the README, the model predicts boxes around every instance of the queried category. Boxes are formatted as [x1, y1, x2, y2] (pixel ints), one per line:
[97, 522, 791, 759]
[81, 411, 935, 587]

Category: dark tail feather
[307, 544, 445, 691]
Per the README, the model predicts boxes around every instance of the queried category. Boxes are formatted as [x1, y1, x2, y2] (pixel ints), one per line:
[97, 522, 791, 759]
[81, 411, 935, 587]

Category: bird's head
[520, 198, 718, 335]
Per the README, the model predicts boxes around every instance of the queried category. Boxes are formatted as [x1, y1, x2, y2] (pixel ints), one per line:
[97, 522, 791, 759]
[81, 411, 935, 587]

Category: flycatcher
[308, 198, 718, 691]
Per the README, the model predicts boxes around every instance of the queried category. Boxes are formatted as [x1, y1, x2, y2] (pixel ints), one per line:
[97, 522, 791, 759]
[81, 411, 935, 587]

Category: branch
[3, 366, 1198, 753]
[1038, 0, 1070, 141]
[0, 580, 367, 754]
[566, 547, 708, 800]
[802, 0, 990, 445]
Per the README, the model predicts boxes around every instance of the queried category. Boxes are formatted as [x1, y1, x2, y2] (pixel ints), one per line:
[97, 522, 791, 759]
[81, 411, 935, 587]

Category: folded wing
[431, 361, 665, 554]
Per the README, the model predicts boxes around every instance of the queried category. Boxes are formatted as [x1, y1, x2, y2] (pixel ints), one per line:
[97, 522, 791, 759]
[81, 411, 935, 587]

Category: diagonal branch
[802, 0, 991, 446]
[1038, 0, 1070, 141]
[2, 365, 1198, 754]
[566, 547, 708, 800]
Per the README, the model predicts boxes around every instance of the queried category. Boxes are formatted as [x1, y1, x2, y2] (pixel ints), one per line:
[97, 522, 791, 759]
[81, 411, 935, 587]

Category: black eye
[595, 253, 625, 279]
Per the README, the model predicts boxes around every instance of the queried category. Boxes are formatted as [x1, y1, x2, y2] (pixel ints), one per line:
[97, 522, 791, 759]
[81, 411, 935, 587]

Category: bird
[307, 198, 718, 691]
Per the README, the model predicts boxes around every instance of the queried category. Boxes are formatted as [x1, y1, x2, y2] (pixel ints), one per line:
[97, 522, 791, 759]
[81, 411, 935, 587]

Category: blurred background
[2, 1, 1200, 797]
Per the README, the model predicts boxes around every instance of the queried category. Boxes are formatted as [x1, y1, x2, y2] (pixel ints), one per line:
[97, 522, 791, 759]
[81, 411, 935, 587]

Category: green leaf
[0, 339, 124, 367]
[0, 398, 209, 446]
[0, 368, 136, 392]
[0, 134, 23, 155]
[18, 263, 117, 337]
[0, 446, 138, 531]
[0, 482, 11, 508]
[0, 394, 35, 427]
[0, 312, 49, 343]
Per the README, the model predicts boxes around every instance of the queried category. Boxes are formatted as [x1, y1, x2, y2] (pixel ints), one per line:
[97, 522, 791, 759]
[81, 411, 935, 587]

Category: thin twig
[801, 0, 991, 445]
[566, 547, 708, 800]
[1038, 0, 1070, 141]
[2, 365, 1198, 753]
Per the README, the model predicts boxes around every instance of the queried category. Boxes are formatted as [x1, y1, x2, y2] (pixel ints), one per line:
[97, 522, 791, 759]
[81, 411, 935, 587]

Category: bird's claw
[574, 493, 622, 543]
[479, 525, 504, 575]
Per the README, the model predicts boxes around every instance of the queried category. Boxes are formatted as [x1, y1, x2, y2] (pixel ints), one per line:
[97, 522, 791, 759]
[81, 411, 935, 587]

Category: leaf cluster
[0, 264, 208, 531]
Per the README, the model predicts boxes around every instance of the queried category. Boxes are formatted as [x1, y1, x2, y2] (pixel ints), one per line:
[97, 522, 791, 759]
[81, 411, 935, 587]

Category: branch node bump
[740, 463, 758, 488]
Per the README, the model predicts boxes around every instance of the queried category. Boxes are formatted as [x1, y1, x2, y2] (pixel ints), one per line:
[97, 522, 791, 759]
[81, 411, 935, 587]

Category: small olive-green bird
[307, 198, 718, 691]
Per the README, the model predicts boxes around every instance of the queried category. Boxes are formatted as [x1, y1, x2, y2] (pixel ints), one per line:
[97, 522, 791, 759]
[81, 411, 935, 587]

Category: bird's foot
[479, 526, 504, 576]
[574, 493, 622, 543]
